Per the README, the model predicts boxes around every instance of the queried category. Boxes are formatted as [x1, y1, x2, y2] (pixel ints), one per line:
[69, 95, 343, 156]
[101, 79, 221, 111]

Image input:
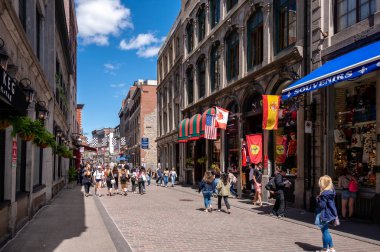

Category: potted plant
[68, 167, 77, 182]
[33, 126, 56, 148]
[11, 116, 39, 141]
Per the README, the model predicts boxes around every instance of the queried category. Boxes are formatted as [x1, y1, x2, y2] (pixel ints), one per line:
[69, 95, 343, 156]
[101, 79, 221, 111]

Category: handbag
[111, 179, 116, 184]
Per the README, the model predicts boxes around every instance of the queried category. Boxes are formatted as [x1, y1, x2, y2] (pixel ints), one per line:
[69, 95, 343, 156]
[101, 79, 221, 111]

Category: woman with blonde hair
[198, 171, 216, 212]
[119, 167, 129, 196]
[315, 175, 338, 252]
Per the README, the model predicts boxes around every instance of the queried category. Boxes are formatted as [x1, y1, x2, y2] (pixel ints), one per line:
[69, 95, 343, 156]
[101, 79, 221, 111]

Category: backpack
[265, 177, 276, 191]
[120, 173, 127, 182]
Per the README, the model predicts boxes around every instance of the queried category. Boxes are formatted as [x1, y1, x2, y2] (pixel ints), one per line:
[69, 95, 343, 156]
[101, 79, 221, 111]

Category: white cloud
[119, 33, 165, 58]
[76, 0, 133, 46]
[137, 46, 162, 58]
[110, 83, 125, 88]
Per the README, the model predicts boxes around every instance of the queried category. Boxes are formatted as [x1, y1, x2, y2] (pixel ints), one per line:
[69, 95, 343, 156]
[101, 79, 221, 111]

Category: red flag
[215, 107, 229, 129]
[246, 134, 262, 164]
[262, 95, 281, 130]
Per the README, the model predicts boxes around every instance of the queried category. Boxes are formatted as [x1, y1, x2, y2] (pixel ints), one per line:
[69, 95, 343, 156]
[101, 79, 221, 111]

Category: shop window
[33, 146, 43, 188]
[16, 139, 27, 194]
[226, 0, 238, 13]
[225, 29, 239, 81]
[186, 66, 194, 104]
[333, 83, 376, 189]
[334, 0, 376, 33]
[274, 98, 298, 176]
[247, 10, 263, 70]
[210, 0, 220, 28]
[197, 5, 206, 42]
[243, 93, 263, 136]
[0, 130, 5, 201]
[274, 0, 297, 53]
[197, 55, 206, 98]
[210, 42, 220, 92]
[186, 21, 194, 54]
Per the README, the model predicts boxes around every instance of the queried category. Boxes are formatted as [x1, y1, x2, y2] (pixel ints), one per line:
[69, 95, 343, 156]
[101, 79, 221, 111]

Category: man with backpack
[270, 166, 290, 218]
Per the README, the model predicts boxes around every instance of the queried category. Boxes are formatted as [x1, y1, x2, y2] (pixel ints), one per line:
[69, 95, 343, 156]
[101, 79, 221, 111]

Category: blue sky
[76, 0, 180, 136]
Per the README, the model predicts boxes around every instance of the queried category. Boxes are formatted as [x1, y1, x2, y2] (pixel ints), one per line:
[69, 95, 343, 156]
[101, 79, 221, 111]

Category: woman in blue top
[315, 175, 338, 252]
[199, 171, 215, 213]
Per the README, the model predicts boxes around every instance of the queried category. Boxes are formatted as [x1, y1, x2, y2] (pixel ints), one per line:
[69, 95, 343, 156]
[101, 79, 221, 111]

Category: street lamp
[20, 78, 35, 104]
[0, 38, 9, 70]
[36, 101, 49, 120]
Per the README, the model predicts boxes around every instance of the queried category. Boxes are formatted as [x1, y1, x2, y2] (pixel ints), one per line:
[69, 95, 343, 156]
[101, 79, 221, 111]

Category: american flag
[205, 114, 217, 140]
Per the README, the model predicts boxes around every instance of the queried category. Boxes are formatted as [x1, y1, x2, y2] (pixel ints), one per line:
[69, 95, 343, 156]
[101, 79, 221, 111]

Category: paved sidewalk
[0, 185, 120, 252]
[98, 183, 380, 252]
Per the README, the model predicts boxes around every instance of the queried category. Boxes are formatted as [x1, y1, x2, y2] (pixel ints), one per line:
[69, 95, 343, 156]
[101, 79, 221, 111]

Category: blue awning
[282, 41, 380, 100]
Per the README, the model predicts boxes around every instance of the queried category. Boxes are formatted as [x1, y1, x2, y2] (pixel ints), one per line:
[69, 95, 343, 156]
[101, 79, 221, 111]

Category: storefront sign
[141, 138, 149, 149]
[283, 61, 380, 100]
[0, 66, 28, 114]
[12, 138, 17, 169]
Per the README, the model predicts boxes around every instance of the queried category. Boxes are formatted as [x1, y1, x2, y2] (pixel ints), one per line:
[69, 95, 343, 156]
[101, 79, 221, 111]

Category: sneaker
[204, 209, 208, 212]
[278, 214, 285, 218]
[217, 209, 221, 212]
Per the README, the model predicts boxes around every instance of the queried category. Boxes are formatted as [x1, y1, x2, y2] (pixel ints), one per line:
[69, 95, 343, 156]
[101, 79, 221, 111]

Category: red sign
[12, 138, 17, 167]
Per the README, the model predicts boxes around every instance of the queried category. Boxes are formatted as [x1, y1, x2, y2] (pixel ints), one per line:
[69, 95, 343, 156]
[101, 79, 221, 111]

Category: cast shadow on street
[1, 185, 87, 252]
[238, 198, 380, 242]
[294, 242, 321, 251]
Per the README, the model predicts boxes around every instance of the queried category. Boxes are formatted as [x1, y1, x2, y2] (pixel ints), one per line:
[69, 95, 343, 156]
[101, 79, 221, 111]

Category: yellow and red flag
[246, 134, 262, 164]
[262, 95, 281, 130]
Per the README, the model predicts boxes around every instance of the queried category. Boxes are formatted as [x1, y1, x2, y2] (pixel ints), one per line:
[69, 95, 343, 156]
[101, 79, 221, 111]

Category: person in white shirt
[93, 166, 104, 196]
[170, 168, 177, 187]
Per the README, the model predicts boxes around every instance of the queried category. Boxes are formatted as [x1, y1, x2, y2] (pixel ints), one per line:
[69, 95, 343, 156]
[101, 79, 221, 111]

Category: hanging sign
[12, 138, 17, 169]
[246, 134, 262, 164]
[141, 138, 149, 149]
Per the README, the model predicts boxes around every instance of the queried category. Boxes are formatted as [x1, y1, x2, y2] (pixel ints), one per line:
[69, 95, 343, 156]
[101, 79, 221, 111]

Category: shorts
[254, 183, 262, 193]
[342, 190, 357, 200]
[121, 183, 127, 189]
[96, 179, 102, 183]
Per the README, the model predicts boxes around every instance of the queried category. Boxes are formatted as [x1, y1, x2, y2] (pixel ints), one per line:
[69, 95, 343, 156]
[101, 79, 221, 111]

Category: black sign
[0, 67, 28, 115]
[141, 138, 149, 149]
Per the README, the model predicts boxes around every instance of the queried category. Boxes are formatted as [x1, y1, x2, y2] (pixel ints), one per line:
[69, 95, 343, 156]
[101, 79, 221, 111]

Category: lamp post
[36, 101, 49, 120]
[20, 78, 35, 104]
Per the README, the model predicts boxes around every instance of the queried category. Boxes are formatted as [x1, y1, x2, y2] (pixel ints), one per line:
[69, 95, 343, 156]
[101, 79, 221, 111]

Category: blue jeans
[171, 176, 176, 186]
[230, 185, 237, 197]
[147, 175, 151, 185]
[321, 223, 334, 249]
[203, 191, 212, 209]
[164, 176, 169, 186]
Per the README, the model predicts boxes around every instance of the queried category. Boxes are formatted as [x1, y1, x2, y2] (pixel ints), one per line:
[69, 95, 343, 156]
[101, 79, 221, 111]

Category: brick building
[119, 80, 158, 170]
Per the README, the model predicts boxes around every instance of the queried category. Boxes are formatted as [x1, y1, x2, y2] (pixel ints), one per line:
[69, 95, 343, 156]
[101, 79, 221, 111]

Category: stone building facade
[157, 13, 183, 176]
[119, 80, 158, 170]
[0, 0, 77, 245]
[159, 0, 380, 220]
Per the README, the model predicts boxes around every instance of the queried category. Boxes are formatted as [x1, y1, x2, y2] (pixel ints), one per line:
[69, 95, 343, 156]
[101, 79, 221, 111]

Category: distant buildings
[119, 80, 158, 169]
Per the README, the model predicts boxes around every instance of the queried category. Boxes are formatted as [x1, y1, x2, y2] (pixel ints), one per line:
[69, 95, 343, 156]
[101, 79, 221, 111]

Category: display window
[333, 81, 376, 188]
[274, 98, 298, 176]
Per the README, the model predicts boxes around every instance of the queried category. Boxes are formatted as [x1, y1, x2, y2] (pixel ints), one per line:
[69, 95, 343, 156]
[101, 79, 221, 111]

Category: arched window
[247, 10, 263, 70]
[225, 29, 239, 81]
[197, 5, 206, 42]
[226, 0, 238, 13]
[210, 0, 220, 29]
[210, 41, 220, 92]
[274, 0, 297, 53]
[186, 66, 194, 104]
[197, 55, 206, 98]
[186, 20, 194, 53]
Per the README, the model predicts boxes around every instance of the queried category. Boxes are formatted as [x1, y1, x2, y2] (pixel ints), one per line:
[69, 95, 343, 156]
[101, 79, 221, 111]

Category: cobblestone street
[97, 184, 380, 252]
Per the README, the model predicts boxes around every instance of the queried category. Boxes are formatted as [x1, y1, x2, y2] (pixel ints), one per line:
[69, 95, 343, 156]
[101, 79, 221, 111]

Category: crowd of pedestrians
[78, 161, 341, 251]
[78, 163, 152, 197]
